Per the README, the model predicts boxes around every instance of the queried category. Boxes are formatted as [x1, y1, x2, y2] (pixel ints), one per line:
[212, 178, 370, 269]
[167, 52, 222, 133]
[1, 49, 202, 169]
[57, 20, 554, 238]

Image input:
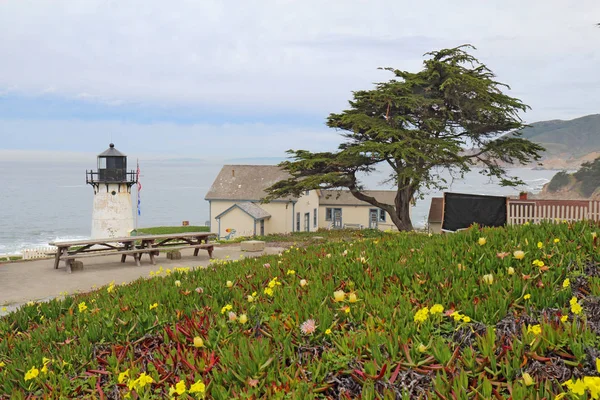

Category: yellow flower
[118, 369, 130, 384]
[221, 304, 233, 314]
[134, 372, 154, 389]
[172, 380, 187, 396]
[596, 358, 600, 373]
[247, 295, 254, 302]
[299, 279, 308, 287]
[175, 280, 181, 287]
[268, 277, 281, 288]
[78, 302, 88, 313]
[189, 380, 206, 394]
[478, 237, 486, 246]
[563, 378, 586, 395]
[522, 372, 534, 386]
[348, 293, 358, 303]
[561, 315, 568, 323]
[457, 263, 466, 271]
[571, 299, 583, 315]
[41, 364, 48, 374]
[507, 267, 515, 275]
[513, 250, 525, 260]
[592, 232, 597, 239]
[325, 329, 332, 335]
[462, 316, 471, 323]
[532, 259, 545, 268]
[414, 307, 429, 323]
[333, 290, 346, 302]
[0, 361, 5, 368]
[107, 281, 115, 293]
[264, 287, 274, 297]
[193, 337, 204, 348]
[524, 294, 531, 300]
[527, 324, 542, 335]
[451, 311, 463, 322]
[417, 344, 427, 353]
[537, 241, 543, 249]
[344, 306, 351, 314]
[554, 238, 560, 243]
[482, 274, 494, 285]
[226, 280, 233, 288]
[430, 304, 444, 314]
[238, 314, 248, 324]
[149, 303, 158, 310]
[563, 279, 570, 288]
[286, 269, 295, 275]
[24, 366, 39, 381]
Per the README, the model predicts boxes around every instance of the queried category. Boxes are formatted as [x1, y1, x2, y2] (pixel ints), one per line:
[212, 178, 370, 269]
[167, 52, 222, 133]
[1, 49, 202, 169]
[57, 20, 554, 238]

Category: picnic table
[49, 232, 216, 273]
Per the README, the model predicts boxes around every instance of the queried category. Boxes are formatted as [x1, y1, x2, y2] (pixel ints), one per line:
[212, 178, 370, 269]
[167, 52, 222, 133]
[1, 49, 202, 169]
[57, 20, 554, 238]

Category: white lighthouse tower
[86, 143, 137, 239]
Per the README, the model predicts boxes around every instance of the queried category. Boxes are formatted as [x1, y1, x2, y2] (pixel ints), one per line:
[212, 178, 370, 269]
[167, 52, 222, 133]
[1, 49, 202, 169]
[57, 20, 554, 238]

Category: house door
[304, 213, 310, 232]
[333, 209, 343, 229]
[260, 219, 265, 236]
[369, 209, 379, 229]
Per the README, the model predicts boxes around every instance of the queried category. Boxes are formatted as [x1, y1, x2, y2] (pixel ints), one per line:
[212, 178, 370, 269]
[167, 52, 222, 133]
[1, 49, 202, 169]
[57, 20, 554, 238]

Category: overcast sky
[1, 0, 599, 161]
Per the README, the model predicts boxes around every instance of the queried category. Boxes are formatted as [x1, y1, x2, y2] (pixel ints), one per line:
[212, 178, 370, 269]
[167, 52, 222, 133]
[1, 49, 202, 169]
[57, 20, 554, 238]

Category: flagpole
[136, 158, 140, 230]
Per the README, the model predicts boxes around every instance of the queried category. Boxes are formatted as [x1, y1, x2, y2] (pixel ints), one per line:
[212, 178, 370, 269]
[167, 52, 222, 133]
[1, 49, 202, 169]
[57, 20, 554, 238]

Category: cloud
[0, 119, 340, 160]
[0, 0, 599, 125]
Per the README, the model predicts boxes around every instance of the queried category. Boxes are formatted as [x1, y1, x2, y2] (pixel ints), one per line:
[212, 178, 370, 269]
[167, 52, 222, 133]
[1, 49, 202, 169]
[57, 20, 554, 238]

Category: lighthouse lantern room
[86, 143, 137, 239]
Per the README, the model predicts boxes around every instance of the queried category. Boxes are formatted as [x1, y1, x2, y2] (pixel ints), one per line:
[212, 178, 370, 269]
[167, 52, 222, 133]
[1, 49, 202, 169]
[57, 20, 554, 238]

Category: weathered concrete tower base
[91, 183, 134, 239]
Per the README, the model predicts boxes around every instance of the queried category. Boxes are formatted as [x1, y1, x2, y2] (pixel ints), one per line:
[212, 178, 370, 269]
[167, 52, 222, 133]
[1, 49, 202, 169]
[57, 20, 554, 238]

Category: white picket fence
[21, 246, 57, 260]
[508, 200, 600, 225]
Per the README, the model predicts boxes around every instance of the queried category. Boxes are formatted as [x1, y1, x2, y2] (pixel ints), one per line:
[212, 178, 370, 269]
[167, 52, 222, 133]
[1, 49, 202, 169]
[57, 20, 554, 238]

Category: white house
[205, 165, 405, 239]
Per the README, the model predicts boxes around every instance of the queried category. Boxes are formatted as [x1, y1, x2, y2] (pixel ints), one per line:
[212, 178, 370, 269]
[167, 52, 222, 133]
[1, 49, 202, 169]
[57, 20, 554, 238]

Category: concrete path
[0, 245, 283, 314]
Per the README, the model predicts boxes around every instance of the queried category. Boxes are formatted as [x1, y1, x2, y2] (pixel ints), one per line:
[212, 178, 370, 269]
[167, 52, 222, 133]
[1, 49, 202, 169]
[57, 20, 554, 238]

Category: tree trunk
[391, 186, 413, 231]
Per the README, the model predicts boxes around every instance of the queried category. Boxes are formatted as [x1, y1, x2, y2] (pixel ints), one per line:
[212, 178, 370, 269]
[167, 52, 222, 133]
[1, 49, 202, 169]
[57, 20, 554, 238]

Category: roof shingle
[205, 165, 294, 201]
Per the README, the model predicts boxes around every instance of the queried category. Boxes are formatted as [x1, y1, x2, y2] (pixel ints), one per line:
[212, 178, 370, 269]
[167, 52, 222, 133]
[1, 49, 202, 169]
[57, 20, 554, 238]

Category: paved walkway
[0, 245, 282, 314]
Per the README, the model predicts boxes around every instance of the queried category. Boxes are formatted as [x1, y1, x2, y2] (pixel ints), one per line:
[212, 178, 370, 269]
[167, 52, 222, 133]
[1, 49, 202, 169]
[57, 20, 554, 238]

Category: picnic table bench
[49, 232, 217, 273]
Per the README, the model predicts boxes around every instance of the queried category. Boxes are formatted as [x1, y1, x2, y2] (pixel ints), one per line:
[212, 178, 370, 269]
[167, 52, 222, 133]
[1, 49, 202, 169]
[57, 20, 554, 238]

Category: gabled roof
[215, 202, 271, 220]
[205, 165, 295, 201]
[319, 190, 397, 206]
[428, 197, 443, 223]
[98, 143, 126, 157]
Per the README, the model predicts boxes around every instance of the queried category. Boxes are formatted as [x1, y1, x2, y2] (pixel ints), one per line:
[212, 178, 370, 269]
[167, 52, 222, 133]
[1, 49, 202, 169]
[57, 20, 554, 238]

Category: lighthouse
[86, 143, 137, 239]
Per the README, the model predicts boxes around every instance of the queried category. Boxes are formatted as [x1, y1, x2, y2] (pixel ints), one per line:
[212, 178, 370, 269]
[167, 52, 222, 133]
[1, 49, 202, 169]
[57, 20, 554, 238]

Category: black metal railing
[86, 170, 137, 184]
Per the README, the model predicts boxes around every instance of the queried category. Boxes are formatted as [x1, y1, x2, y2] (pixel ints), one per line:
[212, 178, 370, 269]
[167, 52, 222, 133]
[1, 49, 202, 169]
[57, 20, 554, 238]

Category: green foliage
[136, 225, 210, 235]
[265, 45, 544, 231]
[574, 156, 600, 197]
[547, 170, 572, 192]
[0, 222, 599, 398]
[217, 228, 386, 244]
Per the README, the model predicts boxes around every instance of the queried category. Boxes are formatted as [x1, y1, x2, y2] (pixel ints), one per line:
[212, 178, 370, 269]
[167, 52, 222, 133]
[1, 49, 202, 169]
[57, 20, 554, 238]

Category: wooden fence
[508, 200, 600, 225]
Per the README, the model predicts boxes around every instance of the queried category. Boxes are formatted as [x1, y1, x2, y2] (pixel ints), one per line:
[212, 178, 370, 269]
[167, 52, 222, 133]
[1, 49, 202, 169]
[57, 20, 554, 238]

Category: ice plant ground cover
[1, 223, 600, 398]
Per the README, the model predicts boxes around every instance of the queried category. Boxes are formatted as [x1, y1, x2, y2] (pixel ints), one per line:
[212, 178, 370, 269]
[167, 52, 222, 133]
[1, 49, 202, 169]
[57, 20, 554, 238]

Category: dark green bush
[547, 170, 571, 192]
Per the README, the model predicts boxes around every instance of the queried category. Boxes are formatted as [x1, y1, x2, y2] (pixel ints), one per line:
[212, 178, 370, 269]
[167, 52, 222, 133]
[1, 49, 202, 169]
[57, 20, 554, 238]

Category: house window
[296, 212, 300, 231]
[325, 208, 333, 221]
[379, 209, 386, 222]
[313, 208, 317, 227]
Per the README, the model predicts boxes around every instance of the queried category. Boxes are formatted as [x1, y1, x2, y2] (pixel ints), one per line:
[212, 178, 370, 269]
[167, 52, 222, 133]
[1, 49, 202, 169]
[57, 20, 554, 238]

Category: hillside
[517, 114, 600, 169]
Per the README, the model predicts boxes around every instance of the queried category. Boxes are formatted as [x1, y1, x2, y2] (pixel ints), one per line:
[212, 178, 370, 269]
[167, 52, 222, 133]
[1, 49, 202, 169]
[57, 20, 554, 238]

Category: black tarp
[441, 192, 507, 232]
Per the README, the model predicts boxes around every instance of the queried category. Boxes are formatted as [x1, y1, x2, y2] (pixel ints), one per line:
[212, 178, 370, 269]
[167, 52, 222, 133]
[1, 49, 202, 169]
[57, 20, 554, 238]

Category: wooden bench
[61, 248, 159, 272]
[343, 223, 363, 230]
[152, 243, 214, 258]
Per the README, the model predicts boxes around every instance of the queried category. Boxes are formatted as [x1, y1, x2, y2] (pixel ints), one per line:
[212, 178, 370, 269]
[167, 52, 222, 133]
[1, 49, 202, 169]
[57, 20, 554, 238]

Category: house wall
[294, 190, 320, 232]
[210, 200, 296, 238]
[318, 205, 401, 231]
[218, 207, 256, 238]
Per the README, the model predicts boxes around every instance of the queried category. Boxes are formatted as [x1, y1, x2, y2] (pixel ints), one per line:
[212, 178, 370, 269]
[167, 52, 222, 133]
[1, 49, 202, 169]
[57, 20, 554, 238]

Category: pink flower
[300, 319, 316, 335]
[263, 263, 271, 269]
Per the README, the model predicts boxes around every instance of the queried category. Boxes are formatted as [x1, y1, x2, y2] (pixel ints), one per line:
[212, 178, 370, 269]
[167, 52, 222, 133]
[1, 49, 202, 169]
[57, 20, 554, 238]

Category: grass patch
[136, 226, 210, 235]
[1, 222, 600, 398]
[218, 228, 388, 244]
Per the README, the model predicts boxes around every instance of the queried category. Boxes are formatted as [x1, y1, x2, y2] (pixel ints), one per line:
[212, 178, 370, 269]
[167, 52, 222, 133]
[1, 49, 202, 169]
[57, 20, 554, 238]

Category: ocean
[0, 159, 557, 255]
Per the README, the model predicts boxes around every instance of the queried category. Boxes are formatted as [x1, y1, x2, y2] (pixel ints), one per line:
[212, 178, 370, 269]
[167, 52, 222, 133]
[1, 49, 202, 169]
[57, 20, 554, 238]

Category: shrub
[546, 170, 571, 192]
